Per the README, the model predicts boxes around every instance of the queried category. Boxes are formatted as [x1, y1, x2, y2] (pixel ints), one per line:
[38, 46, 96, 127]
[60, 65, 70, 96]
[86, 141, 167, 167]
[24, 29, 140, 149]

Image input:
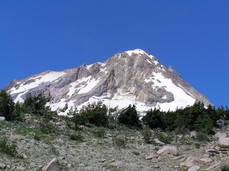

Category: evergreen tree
[23, 93, 52, 115]
[118, 105, 141, 128]
[194, 112, 213, 133]
[73, 102, 109, 127]
[142, 108, 164, 129]
[0, 90, 16, 121]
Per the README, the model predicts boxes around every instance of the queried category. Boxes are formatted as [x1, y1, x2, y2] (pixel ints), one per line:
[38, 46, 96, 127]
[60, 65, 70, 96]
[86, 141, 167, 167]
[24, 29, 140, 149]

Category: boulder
[157, 145, 178, 156]
[218, 137, 229, 146]
[42, 158, 61, 171]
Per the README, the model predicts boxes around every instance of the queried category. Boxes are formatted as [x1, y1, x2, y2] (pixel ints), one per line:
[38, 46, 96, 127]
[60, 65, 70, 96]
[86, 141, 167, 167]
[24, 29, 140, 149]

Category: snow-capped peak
[125, 49, 148, 56]
[5, 49, 212, 115]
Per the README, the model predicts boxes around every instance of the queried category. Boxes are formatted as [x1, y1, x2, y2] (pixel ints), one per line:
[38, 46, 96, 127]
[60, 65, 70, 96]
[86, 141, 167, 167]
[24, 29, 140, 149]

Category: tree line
[0, 90, 228, 134]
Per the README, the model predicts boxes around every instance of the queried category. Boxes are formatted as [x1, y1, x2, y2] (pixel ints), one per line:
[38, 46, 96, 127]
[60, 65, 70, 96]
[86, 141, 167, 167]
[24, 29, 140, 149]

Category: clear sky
[0, 0, 228, 107]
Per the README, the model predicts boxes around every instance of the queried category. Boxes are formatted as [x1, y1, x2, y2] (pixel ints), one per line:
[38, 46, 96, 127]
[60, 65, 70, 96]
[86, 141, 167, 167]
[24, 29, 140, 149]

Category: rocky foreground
[0, 117, 228, 171]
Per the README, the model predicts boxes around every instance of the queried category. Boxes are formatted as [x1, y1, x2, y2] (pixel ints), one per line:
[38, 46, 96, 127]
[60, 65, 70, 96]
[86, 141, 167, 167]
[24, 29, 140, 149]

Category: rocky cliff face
[5, 49, 212, 114]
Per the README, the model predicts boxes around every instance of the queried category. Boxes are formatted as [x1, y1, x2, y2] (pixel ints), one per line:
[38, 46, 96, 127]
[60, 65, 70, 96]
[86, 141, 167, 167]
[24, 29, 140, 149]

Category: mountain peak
[124, 49, 149, 56]
[5, 49, 212, 115]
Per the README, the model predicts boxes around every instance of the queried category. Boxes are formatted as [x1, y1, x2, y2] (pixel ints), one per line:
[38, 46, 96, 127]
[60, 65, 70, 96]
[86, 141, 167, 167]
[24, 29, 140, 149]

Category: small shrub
[221, 165, 229, 171]
[0, 137, 18, 157]
[112, 136, 126, 148]
[132, 151, 140, 155]
[142, 126, 152, 144]
[34, 131, 46, 141]
[49, 145, 59, 156]
[154, 131, 173, 144]
[93, 129, 106, 138]
[194, 143, 201, 149]
[40, 119, 58, 134]
[196, 133, 209, 142]
[69, 132, 84, 142]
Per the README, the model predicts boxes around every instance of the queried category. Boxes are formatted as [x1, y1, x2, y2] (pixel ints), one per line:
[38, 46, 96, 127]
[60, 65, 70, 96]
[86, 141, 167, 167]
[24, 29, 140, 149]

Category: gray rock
[0, 163, 6, 169]
[0, 116, 5, 121]
[15, 166, 26, 171]
[188, 165, 200, 171]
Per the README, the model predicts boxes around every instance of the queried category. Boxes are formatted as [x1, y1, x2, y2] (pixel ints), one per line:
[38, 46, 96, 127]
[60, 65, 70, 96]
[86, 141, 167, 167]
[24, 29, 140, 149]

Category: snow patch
[125, 49, 147, 56]
[146, 59, 153, 64]
[10, 71, 65, 95]
[86, 64, 93, 70]
[78, 77, 101, 94]
[152, 73, 195, 111]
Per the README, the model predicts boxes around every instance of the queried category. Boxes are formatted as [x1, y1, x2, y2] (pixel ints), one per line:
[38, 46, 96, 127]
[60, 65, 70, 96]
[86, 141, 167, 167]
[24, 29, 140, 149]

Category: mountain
[5, 49, 212, 115]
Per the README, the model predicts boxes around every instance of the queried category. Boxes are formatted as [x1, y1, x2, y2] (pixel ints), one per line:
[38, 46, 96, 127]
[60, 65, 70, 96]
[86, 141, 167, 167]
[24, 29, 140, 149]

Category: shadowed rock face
[5, 49, 212, 114]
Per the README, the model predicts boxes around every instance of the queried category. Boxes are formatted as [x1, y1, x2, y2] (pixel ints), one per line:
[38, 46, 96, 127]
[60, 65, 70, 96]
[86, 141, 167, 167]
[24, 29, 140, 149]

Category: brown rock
[171, 156, 184, 160]
[55, 138, 65, 144]
[205, 149, 219, 154]
[42, 158, 61, 171]
[188, 165, 200, 171]
[157, 145, 178, 156]
[214, 132, 227, 139]
[218, 137, 229, 146]
[146, 153, 156, 160]
[200, 157, 212, 163]
[151, 156, 163, 163]
[181, 157, 198, 167]
[16, 166, 26, 171]
[154, 138, 165, 145]
[11, 135, 23, 140]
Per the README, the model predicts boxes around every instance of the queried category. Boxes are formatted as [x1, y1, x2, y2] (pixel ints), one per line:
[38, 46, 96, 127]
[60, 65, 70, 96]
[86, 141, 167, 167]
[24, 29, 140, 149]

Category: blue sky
[0, 0, 228, 107]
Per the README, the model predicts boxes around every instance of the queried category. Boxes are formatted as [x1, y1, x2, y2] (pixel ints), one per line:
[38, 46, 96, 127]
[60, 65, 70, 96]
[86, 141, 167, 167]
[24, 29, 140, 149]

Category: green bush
[154, 130, 173, 144]
[69, 132, 84, 142]
[118, 105, 141, 128]
[195, 132, 209, 142]
[194, 143, 201, 149]
[142, 109, 165, 129]
[92, 128, 106, 138]
[0, 90, 22, 121]
[40, 118, 58, 134]
[194, 113, 213, 134]
[71, 102, 109, 127]
[112, 136, 126, 148]
[132, 151, 140, 155]
[23, 93, 53, 116]
[142, 126, 152, 144]
[0, 137, 18, 157]
[221, 165, 229, 171]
